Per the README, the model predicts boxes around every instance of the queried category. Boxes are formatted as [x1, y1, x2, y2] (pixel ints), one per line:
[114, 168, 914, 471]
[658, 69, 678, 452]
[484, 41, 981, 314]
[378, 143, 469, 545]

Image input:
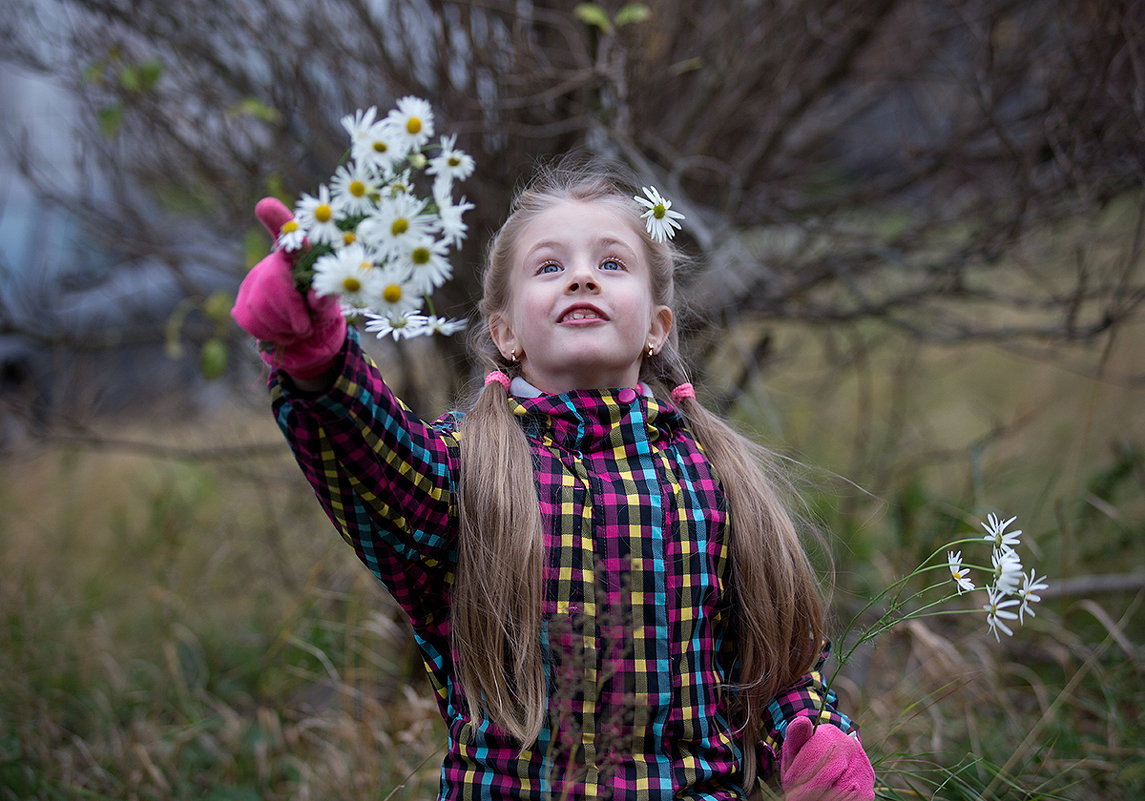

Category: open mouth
[558, 305, 607, 323]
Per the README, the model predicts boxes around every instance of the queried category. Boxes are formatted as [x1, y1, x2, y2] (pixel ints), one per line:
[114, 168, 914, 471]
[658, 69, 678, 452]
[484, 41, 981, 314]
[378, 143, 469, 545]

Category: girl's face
[490, 199, 673, 394]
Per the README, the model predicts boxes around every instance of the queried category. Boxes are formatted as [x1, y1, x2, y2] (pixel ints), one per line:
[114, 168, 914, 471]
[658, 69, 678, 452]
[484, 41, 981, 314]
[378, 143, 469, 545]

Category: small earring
[510, 349, 519, 362]
[646, 343, 656, 357]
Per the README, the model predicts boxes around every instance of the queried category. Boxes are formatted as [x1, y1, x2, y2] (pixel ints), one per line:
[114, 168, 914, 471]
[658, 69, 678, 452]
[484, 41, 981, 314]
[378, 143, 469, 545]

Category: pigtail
[455, 376, 548, 745]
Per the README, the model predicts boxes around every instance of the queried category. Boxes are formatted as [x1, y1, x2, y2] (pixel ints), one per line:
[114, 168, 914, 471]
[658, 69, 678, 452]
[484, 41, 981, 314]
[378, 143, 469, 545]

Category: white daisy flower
[991, 546, 1024, 596]
[362, 309, 430, 341]
[277, 217, 306, 252]
[341, 106, 379, 149]
[330, 162, 379, 218]
[338, 225, 360, 248]
[311, 243, 380, 309]
[366, 265, 422, 318]
[947, 550, 974, 595]
[422, 314, 467, 336]
[353, 118, 407, 176]
[359, 193, 436, 259]
[294, 184, 344, 246]
[386, 96, 435, 152]
[400, 236, 453, 294]
[384, 169, 415, 198]
[982, 513, 1022, 550]
[437, 195, 474, 249]
[1015, 570, 1049, 623]
[983, 587, 1021, 641]
[427, 134, 475, 183]
[634, 185, 685, 243]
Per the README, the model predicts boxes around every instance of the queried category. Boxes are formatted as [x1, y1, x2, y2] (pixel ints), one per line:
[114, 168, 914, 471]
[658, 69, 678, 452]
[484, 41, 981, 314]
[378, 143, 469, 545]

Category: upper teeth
[566, 310, 599, 320]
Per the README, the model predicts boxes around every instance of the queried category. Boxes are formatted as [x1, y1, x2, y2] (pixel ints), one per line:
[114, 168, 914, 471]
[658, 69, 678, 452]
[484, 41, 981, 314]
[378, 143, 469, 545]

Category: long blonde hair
[454, 155, 826, 785]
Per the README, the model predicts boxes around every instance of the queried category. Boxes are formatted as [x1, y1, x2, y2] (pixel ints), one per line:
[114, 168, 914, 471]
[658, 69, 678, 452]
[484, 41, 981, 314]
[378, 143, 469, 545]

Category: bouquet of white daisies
[276, 97, 472, 340]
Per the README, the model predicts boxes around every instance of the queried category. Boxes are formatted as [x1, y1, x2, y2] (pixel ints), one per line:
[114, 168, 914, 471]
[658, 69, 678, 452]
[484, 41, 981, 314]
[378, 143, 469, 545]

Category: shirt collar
[506, 380, 680, 451]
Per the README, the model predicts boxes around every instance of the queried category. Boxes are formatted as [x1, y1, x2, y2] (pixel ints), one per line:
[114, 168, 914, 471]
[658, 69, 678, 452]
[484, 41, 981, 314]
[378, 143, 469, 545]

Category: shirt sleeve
[757, 640, 859, 779]
[268, 329, 460, 632]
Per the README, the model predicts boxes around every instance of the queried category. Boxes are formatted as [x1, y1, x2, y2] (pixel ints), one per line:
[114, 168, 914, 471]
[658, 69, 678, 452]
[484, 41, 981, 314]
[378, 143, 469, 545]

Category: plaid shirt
[270, 332, 856, 800]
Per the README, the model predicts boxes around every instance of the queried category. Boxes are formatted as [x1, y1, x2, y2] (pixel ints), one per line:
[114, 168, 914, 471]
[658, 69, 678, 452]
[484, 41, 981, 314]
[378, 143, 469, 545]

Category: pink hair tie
[670, 382, 695, 403]
[484, 371, 512, 392]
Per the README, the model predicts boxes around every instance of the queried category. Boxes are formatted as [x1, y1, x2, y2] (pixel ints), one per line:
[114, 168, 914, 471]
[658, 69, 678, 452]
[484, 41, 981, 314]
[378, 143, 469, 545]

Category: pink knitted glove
[231, 197, 346, 379]
[779, 716, 876, 801]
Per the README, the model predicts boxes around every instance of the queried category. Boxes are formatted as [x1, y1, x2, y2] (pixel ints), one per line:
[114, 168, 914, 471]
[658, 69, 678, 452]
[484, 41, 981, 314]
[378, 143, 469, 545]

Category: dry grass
[0, 408, 444, 800]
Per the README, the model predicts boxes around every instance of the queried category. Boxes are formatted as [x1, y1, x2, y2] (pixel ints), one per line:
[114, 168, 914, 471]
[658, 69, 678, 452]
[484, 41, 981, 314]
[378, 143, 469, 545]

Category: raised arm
[232, 198, 458, 630]
[269, 331, 460, 629]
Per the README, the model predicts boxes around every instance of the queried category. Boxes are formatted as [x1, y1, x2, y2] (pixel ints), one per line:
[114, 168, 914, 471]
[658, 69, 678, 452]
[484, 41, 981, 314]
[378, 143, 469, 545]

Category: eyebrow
[523, 236, 639, 262]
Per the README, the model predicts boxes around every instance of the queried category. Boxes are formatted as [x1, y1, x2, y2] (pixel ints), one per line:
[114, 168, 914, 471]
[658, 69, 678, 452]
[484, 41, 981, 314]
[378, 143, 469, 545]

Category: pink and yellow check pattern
[269, 332, 856, 799]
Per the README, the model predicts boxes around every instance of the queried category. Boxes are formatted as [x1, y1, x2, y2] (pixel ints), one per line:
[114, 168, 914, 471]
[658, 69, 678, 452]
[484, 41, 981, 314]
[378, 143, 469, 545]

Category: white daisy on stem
[366, 265, 422, 319]
[1015, 570, 1049, 623]
[422, 314, 467, 336]
[401, 236, 454, 295]
[294, 184, 344, 246]
[352, 117, 406, 176]
[359, 193, 436, 259]
[341, 106, 379, 149]
[428, 134, 475, 184]
[634, 185, 685, 243]
[363, 309, 431, 341]
[387, 95, 435, 152]
[983, 587, 1021, 641]
[947, 550, 975, 594]
[277, 217, 306, 252]
[436, 195, 474, 249]
[991, 546, 1024, 596]
[982, 513, 1022, 550]
[310, 243, 380, 309]
[330, 162, 379, 218]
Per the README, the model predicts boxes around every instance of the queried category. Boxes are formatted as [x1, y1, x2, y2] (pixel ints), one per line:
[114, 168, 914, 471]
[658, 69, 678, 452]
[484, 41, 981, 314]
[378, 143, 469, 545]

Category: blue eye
[600, 258, 623, 271]
[538, 262, 561, 274]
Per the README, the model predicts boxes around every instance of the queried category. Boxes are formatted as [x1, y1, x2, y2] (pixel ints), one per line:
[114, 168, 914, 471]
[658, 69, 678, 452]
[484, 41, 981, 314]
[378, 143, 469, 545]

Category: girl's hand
[231, 198, 347, 381]
[779, 716, 876, 800]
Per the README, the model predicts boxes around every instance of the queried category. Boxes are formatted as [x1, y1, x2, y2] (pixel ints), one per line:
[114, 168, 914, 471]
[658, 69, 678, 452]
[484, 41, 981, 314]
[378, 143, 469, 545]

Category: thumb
[255, 196, 294, 239]
[782, 716, 816, 762]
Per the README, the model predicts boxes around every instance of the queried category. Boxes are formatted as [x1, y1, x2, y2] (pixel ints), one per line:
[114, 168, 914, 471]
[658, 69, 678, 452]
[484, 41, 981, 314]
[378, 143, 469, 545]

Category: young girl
[232, 157, 875, 800]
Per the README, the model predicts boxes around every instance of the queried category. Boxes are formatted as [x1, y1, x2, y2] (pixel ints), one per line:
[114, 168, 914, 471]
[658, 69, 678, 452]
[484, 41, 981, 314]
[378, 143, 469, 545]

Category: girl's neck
[509, 375, 651, 399]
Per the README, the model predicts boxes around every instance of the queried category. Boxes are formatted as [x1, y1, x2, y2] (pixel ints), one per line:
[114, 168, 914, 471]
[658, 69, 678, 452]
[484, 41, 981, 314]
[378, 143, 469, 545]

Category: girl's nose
[564, 262, 599, 293]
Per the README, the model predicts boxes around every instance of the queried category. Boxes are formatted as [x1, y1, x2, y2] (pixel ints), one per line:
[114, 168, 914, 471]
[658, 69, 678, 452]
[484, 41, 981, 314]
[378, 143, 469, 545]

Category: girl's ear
[649, 305, 673, 349]
[489, 313, 520, 362]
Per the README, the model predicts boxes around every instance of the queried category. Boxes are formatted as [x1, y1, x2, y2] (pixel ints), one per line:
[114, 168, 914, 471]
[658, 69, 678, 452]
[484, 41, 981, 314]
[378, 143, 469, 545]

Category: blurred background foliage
[1, 0, 1142, 798]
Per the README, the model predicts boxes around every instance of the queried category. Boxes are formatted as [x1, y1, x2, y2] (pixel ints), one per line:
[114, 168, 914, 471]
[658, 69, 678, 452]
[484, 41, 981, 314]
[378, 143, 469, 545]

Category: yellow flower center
[412, 247, 430, 265]
[359, 261, 372, 271]
[315, 204, 332, 223]
[341, 276, 362, 293]
[392, 218, 409, 236]
[406, 117, 422, 135]
[282, 220, 299, 234]
[653, 204, 666, 220]
[373, 141, 388, 153]
[383, 284, 403, 303]
[448, 156, 461, 167]
[343, 232, 356, 245]
[349, 180, 366, 197]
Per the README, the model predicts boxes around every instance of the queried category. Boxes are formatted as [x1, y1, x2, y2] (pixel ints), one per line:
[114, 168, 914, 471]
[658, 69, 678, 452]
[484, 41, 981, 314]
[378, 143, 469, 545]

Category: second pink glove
[779, 716, 876, 801]
[231, 198, 347, 380]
